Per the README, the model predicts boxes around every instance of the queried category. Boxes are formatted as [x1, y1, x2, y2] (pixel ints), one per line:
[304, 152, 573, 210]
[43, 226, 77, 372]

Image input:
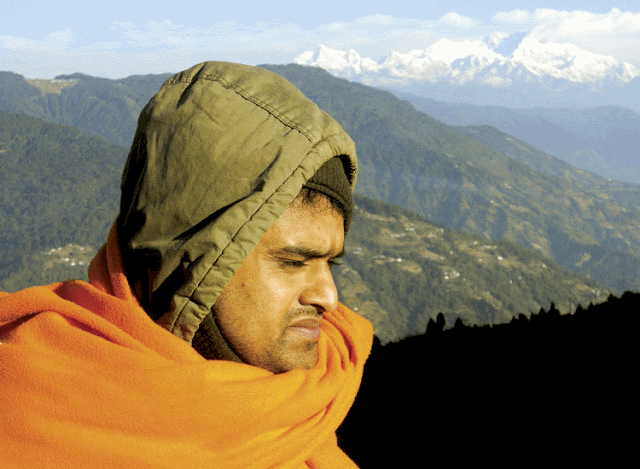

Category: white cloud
[543, 8, 640, 34]
[322, 22, 345, 31]
[296, 16, 441, 61]
[531, 9, 573, 23]
[0, 36, 25, 48]
[115, 20, 198, 47]
[1, 28, 75, 50]
[492, 10, 532, 24]
[44, 29, 75, 47]
[3, 10, 640, 79]
[529, 8, 640, 64]
[493, 7, 640, 30]
[438, 12, 478, 28]
[355, 14, 397, 25]
[87, 42, 121, 50]
[109, 20, 310, 51]
[0, 47, 231, 79]
[485, 32, 510, 49]
[490, 8, 640, 65]
[493, 8, 580, 25]
[424, 38, 491, 64]
[112, 22, 136, 29]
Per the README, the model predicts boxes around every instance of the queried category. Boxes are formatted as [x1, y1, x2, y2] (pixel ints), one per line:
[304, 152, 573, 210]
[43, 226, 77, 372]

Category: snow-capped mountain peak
[294, 44, 379, 75]
[294, 34, 640, 88]
[484, 31, 528, 57]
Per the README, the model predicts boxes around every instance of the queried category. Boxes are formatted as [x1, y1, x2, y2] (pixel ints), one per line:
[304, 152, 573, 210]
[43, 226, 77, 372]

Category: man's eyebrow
[270, 245, 345, 259]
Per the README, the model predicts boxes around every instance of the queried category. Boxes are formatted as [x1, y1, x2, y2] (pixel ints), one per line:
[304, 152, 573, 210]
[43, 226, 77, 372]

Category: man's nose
[299, 266, 339, 313]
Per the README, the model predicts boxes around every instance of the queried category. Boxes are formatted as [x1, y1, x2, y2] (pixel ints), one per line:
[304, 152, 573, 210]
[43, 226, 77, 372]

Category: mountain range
[294, 38, 640, 113]
[2, 67, 637, 186]
[0, 70, 172, 147]
[394, 92, 640, 184]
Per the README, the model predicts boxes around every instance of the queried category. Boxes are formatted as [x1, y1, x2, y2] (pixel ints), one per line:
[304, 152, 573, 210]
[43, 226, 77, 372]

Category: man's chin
[270, 344, 319, 374]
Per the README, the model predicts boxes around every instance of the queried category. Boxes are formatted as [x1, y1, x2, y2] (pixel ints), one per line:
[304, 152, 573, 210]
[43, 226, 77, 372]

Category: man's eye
[280, 259, 307, 268]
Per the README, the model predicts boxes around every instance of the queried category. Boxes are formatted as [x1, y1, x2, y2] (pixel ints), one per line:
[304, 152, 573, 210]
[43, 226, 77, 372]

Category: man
[0, 61, 373, 468]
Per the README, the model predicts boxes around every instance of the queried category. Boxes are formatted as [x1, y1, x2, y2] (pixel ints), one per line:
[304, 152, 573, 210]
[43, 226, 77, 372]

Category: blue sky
[2, 0, 639, 78]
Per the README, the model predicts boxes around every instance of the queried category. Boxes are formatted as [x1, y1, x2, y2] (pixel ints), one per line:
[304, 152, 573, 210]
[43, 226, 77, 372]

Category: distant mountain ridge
[335, 194, 609, 342]
[392, 92, 640, 184]
[294, 35, 640, 86]
[294, 41, 640, 113]
[0, 71, 171, 146]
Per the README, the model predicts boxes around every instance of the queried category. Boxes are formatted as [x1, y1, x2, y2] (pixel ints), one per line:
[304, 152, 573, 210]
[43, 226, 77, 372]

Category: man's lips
[288, 318, 322, 339]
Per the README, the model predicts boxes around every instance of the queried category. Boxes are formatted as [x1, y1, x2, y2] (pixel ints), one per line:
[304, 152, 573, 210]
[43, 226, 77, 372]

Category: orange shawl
[0, 224, 373, 468]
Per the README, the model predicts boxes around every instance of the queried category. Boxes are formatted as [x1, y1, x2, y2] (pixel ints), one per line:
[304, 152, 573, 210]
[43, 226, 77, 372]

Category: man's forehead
[259, 198, 345, 252]
[289, 193, 344, 219]
[291, 190, 345, 218]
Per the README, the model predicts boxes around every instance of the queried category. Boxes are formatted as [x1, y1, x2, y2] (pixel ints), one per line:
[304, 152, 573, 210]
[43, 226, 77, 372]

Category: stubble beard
[269, 307, 322, 373]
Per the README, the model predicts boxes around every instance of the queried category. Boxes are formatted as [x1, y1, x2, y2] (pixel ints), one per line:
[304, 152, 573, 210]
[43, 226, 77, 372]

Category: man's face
[212, 195, 345, 374]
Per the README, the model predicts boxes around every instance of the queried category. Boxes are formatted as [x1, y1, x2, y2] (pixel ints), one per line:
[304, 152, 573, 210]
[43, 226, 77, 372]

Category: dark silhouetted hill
[337, 291, 639, 466]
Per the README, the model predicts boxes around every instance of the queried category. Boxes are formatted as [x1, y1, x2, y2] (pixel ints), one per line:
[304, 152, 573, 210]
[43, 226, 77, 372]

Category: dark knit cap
[303, 156, 354, 232]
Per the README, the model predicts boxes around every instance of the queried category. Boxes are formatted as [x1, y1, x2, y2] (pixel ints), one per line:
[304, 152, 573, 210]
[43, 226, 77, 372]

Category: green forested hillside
[0, 71, 171, 146]
[0, 72, 42, 112]
[454, 124, 640, 207]
[0, 111, 609, 342]
[393, 91, 640, 184]
[335, 194, 608, 342]
[0, 109, 127, 280]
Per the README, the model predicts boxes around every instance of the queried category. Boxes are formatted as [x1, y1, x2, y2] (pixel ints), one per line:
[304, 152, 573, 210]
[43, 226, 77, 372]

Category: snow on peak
[293, 44, 379, 75]
[484, 31, 529, 57]
[293, 35, 640, 87]
[513, 36, 639, 83]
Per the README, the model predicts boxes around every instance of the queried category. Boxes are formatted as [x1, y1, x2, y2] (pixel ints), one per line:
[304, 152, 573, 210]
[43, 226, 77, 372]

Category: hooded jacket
[0, 61, 373, 468]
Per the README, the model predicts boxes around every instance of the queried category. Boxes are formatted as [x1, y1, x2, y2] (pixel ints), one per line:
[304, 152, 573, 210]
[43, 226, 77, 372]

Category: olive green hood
[117, 61, 357, 356]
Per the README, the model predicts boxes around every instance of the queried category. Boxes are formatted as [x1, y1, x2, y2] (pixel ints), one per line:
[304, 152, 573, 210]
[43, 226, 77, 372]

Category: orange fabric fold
[0, 223, 373, 468]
